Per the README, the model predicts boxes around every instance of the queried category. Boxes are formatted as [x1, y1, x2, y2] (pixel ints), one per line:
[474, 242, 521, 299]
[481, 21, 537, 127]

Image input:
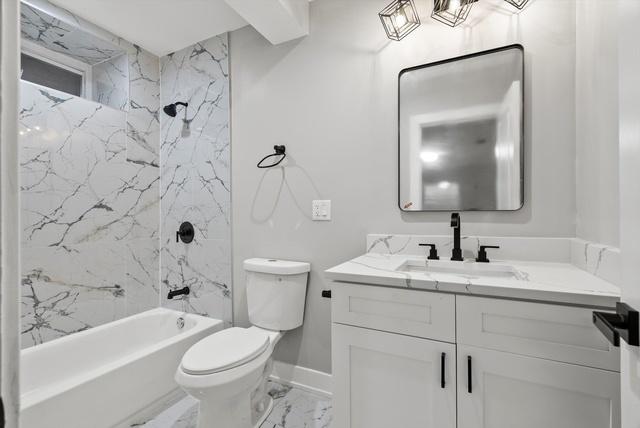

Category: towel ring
[257, 145, 286, 168]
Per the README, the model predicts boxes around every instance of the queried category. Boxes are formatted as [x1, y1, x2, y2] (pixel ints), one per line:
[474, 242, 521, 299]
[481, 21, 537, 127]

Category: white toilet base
[253, 395, 274, 428]
[194, 387, 274, 428]
[197, 393, 252, 428]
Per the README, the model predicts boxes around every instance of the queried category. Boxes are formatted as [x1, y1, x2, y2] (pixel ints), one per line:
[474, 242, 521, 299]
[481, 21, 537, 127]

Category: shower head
[163, 101, 188, 117]
[163, 104, 177, 117]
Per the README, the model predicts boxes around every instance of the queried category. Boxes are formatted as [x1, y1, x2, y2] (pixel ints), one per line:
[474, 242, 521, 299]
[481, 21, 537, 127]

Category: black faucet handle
[451, 212, 460, 227]
[476, 245, 500, 263]
[176, 221, 195, 244]
[419, 243, 440, 260]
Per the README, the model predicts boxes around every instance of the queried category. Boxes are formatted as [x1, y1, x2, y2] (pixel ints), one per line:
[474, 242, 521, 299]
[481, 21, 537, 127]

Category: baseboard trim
[270, 361, 332, 398]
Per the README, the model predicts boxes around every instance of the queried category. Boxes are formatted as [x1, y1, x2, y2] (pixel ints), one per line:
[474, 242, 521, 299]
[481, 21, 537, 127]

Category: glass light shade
[379, 0, 421, 41]
[504, 0, 530, 9]
[431, 0, 477, 27]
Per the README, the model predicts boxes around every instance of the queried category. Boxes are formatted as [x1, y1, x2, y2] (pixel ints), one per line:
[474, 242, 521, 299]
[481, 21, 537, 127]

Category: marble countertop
[325, 253, 621, 308]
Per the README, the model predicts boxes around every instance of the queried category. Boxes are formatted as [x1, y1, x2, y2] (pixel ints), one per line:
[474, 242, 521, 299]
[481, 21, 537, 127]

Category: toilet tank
[244, 258, 310, 331]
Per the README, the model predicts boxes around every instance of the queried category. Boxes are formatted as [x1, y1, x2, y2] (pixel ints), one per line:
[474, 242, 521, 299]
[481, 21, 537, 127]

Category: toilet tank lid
[244, 258, 310, 275]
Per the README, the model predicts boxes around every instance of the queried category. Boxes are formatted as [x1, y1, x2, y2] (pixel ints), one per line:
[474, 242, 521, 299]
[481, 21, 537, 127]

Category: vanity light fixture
[504, 0, 529, 10]
[431, 0, 478, 27]
[379, 0, 421, 41]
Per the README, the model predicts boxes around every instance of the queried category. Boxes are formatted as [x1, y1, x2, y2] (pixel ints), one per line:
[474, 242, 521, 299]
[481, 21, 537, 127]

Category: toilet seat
[180, 327, 270, 375]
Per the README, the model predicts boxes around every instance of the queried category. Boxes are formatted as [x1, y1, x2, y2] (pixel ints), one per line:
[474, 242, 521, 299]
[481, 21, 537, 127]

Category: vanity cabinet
[331, 283, 621, 428]
[457, 345, 620, 428]
[332, 323, 456, 428]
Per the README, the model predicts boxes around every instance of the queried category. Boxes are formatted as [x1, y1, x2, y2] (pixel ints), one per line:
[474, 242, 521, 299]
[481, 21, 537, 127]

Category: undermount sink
[396, 259, 522, 279]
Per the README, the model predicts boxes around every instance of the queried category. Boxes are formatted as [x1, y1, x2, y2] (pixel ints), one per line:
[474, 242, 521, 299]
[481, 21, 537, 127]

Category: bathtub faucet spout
[167, 286, 190, 299]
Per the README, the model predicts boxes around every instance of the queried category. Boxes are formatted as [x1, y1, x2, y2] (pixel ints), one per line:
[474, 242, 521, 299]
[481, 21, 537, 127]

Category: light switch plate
[312, 200, 331, 221]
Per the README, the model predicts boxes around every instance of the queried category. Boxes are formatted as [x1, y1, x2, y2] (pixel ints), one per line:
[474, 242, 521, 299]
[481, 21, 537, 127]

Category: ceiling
[49, 0, 249, 56]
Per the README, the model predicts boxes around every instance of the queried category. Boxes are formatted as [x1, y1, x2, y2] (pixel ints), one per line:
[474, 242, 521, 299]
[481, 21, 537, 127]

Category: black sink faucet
[451, 213, 463, 261]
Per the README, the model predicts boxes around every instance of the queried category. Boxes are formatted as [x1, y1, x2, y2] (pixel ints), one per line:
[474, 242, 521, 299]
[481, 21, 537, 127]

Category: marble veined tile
[20, 81, 159, 246]
[160, 35, 228, 99]
[571, 238, 621, 286]
[19, 1, 162, 349]
[93, 53, 129, 111]
[191, 156, 230, 240]
[160, 35, 229, 171]
[128, 46, 161, 166]
[366, 233, 572, 263]
[159, 33, 231, 322]
[125, 238, 160, 316]
[129, 45, 161, 113]
[20, 2, 124, 65]
[161, 238, 231, 323]
[21, 242, 127, 348]
[133, 380, 332, 428]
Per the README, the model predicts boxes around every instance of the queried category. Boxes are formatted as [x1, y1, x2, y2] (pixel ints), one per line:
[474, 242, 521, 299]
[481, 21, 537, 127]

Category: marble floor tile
[134, 380, 332, 428]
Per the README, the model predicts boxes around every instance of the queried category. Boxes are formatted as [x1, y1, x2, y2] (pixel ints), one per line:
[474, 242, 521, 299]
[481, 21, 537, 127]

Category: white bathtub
[20, 308, 222, 428]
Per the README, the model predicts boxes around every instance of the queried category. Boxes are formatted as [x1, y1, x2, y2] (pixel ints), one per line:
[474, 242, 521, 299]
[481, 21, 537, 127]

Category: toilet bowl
[175, 258, 310, 428]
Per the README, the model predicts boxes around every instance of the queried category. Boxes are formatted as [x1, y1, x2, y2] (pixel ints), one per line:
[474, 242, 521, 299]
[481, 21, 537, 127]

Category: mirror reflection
[399, 45, 524, 211]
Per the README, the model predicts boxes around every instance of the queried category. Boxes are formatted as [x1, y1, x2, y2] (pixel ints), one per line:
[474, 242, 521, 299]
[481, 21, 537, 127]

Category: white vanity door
[457, 345, 620, 428]
[332, 323, 456, 428]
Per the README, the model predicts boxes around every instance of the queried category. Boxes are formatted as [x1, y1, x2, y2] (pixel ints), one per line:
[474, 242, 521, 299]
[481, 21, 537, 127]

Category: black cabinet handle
[467, 356, 472, 393]
[440, 352, 446, 388]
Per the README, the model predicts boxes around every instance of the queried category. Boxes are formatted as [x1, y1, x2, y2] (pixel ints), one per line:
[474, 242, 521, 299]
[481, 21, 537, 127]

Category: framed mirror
[398, 45, 524, 212]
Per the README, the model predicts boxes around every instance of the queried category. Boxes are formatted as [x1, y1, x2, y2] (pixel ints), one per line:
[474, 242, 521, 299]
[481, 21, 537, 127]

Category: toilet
[175, 258, 310, 428]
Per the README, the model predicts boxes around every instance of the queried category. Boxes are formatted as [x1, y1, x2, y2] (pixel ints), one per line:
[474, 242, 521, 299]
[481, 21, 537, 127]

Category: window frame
[20, 39, 93, 99]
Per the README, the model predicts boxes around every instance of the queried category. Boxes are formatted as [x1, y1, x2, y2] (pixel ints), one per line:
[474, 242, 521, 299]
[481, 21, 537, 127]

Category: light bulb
[394, 11, 407, 27]
[448, 0, 461, 11]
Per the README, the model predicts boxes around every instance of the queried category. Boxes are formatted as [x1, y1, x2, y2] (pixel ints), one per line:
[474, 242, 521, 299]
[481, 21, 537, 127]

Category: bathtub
[20, 308, 222, 428]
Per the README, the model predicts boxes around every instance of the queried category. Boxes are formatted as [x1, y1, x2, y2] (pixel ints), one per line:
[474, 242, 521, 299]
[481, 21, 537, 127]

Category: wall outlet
[312, 200, 331, 221]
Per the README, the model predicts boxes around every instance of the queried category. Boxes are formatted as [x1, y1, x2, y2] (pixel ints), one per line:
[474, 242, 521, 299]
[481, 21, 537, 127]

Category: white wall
[1, 0, 22, 423]
[230, 0, 577, 373]
[618, 1, 640, 423]
[575, 0, 619, 247]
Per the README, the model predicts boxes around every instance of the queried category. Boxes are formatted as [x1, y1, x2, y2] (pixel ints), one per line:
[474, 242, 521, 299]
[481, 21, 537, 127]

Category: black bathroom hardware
[476, 245, 500, 263]
[419, 243, 440, 260]
[321, 290, 332, 299]
[593, 302, 639, 347]
[257, 145, 286, 168]
[176, 221, 195, 244]
[167, 286, 190, 299]
[163, 102, 188, 117]
[451, 213, 463, 261]
[467, 356, 472, 393]
[440, 352, 446, 389]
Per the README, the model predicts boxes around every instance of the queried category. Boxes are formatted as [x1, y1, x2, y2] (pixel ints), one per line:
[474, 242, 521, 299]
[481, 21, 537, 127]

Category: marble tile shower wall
[20, 2, 130, 111]
[160, 35, 232, 325]
[19, 30, 161, 347]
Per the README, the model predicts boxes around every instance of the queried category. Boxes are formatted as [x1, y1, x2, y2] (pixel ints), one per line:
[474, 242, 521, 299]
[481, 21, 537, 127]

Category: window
[21, 53, 84, 97]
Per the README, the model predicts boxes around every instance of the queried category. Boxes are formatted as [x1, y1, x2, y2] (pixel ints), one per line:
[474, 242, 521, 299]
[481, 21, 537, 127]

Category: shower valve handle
[176, 221, 194, 244]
